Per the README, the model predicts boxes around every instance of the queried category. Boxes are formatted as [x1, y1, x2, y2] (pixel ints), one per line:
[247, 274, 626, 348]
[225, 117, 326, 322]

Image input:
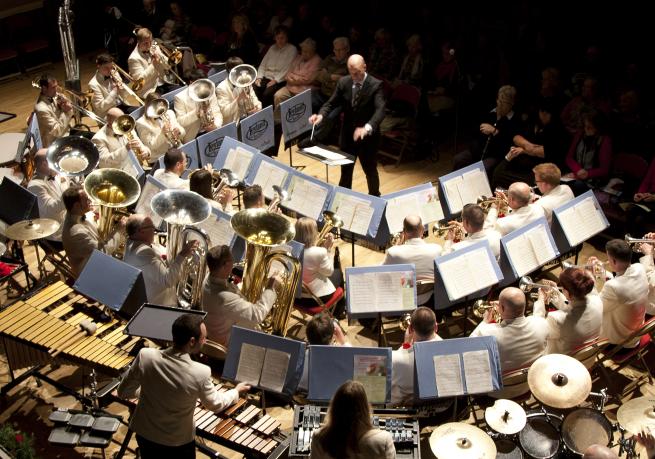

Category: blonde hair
[533, 163, 561, 186]
[135, 28, 153, 42]
[294, 217, 318, 247]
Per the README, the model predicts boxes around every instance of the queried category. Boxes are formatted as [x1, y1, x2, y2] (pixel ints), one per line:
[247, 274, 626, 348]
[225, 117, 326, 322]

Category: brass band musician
[174, 69, 222, 142]
[215, 57, 262, 124]
[34, 74, 73, 148]
[484, 182, 545, 236]
[88, 53, 131, 119]
[128, 28, 169, 98]
[189, 168, 234, 213]
[532, 163, 574, 225]
[152, 148, 189, 190]
[443, 204, 501, 259]
[136, 93, 186, 163]
[92, 108, 150, 169]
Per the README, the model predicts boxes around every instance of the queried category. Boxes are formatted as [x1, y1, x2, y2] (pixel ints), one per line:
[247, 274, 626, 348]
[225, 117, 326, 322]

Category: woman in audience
[533, 267, 603, 354]
[310, 380, 395, 459]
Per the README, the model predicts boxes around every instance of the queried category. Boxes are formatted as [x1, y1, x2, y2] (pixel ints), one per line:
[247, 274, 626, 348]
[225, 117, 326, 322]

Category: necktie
[352, 82, 361, 106]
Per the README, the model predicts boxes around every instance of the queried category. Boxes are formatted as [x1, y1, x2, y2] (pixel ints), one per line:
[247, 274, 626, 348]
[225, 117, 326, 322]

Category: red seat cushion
[295, 287, 344, 316]
[612, 333, 652, 364]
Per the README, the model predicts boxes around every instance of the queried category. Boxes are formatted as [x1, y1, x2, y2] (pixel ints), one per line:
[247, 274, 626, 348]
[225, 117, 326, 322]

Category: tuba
[231, 209, 302, 336]
[84, 168, 141, 257]
[228, 64, 257, 118]
[112, 115, 151, 169]
[145, 97, 182, 147]
[46, 136, 100, 179]
[317, 211, 344, 246]
[189, 78, 216, 132]
[151, 189, 211, 309]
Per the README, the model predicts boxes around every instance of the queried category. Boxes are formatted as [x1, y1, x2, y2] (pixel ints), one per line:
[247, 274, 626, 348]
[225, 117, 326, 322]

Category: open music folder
[248, 155, 295, 201]
[552, 190, 609, 249]
[195, 206, 236, 248]
[345, 264, 417, 319]
[211, 135, 256, 184]
[327, 187, 386, 238]
[284, 172, 334, 221]
[439, 161, 492, 216]
[382, 182, 445, 234]
[134, 175, 167, 230]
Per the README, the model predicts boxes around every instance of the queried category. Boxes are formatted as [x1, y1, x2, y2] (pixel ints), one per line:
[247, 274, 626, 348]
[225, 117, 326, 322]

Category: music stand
[279, 90, 313, 169]
[0, 177, 39, 224]
[240, 106, 275, 152]
[381, 182, 445, 236]
[297, 142, 355, 183]
[124, 304, 205, 341]
[197, 123, 238, 167]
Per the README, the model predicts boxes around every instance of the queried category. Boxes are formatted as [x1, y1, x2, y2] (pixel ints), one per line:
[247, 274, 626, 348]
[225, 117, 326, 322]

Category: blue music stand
[240, 106, 274, 152]
[279, 89, 312, 168]
[439, 161, 492, 219]
[197, 122, 238, 166]
[179, 139, 200, 179]
[212, 136, 258, 186]
[246, 154, 295, 201]
[381, 182, 445, 242]
[551, 190, 609, 254]
[208, 70, 227, 86]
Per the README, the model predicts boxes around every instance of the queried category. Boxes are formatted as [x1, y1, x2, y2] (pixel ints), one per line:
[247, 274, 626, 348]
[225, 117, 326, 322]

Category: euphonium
[145, 97, 182, 147]
[46, 136, 100, 179]
[472, 299, 501, 322]
[151, 190, 211, 309]
[317, 211, 344, 246]
[228, 63, 257, 118]
[189, 78, 216, 131]
[84, 168, 141, 257]
[112, 115, 151, 169]
[231, 209, 302, 336]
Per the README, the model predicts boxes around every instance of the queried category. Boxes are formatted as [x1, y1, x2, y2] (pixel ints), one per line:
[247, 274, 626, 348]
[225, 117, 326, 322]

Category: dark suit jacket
[319, 74, 386, 152]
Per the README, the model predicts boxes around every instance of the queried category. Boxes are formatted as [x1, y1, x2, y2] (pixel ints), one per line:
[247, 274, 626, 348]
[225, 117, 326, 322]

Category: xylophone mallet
[49, 320, 97, 358]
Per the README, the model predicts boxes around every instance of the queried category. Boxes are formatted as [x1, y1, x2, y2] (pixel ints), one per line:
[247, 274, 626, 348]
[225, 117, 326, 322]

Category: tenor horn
[189, 78, 216, 130]
[46, 136, 100, 178]
[317, 211, 344, 246]
[112, 115, 151, 169]
[145, 97, 182, 147]
[231, 209, 302, 336]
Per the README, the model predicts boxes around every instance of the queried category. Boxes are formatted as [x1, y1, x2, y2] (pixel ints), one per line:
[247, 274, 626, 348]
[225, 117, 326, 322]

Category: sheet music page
[224, 147, 253, 181]
[434, 354, 463, 397]
[439, 248, 497, 300]
[557, 206, 583, 246]
[332, 193, 374, 235]
[197, 214, 235, 246]
[258, 348, 290, 393]
[575, 198, 607, 241]
[467, 250, 499, 290]
[350, 203, 375, 236]
[462, 350, 494, 394]
[304, 145, 344, 160]
[285, 176, 329, 220]
[374, 272, 405, 312]
[326, 158, 353, 166]
[464, 168, 492, 203]
[235, 343, 265, 386]
[526, 226, 556, 265]
[442, 177, 463, 213]
[505, 234, 538, 277]
[386, 194, 421, 234]
[353, 355, 388, 404]
[439, 256, 471, 301]
[420, 187, 444, 224]
[348, 273, 376, 314]
[252, 160, 289, 199]
[135, 181, 163, 228]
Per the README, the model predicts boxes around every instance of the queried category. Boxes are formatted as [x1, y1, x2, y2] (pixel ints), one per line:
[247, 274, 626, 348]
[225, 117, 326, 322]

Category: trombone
[110, 64, 145, 106]
[111, 64, 145, 94]
[32, 77, 105, 127]
[151, 41, 186, 86]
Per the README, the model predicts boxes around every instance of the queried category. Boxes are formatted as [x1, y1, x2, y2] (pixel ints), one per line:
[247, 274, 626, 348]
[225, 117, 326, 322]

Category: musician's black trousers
[136, 434, 195, 459]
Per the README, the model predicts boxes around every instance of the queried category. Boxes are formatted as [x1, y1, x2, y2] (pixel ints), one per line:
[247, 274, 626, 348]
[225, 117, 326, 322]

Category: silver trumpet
[625, 234, 655, 253]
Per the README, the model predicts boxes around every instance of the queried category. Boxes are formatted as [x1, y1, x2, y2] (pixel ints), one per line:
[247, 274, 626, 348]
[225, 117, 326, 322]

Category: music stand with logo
[279, 89, 312, 169]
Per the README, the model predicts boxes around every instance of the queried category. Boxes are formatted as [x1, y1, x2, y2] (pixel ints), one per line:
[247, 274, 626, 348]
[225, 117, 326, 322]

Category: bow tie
[46, 175, 56, 181]
[103, 75, 112, 81]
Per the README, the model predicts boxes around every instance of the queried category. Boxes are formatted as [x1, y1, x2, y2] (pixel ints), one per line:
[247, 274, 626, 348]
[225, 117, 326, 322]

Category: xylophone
[0, 281, 138, 390]
[289, 405, 421, 458]
[194, 385, 290, 459]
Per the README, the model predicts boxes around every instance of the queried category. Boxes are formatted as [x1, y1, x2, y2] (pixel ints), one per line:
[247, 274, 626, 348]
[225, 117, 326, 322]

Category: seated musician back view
[484, 182, 545, 236]
[532, 162, 574, 225]
[443, 204, 501, 259]
[152, 147, 189, 189]
[118, 313, 250, 459]
[201, 245, 282, 346]
[470, 287, 548, 372]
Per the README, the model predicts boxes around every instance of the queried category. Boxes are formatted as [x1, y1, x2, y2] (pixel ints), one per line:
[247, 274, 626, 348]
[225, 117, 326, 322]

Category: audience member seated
[628, 158, 655, 235]
[533, 267, 602, 354]
[367, 28, 399, 82]
[532, 163, 575, 225]
[396, 34, 425, 88]
[561, 76, 611, 135]
[273, 38, 321, 112]
[92, 107, 150, 169]
[254, 26, 297, 108]
[214, 14, 259, 66]
[391, 307, 441, 406]
[383, 215, 442, 306]
[470, 287, 548, 372]
[201, 245, 281, 346]
[310, 380, 395, 459]
[152, 148, 189, 190]
[443, 204, 501, 259]
[484, 182, 545, 236]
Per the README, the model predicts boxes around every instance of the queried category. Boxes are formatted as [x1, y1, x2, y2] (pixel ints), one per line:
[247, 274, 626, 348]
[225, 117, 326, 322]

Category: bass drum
[495, 437, 524, 458]
[518, 411, 563, 459]
[561, 408, 613, 456]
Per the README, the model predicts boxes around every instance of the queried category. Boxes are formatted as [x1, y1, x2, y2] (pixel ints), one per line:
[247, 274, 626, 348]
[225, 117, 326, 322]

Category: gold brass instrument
[562, 260, 607, 283]
[390, 231, 404, 246]
[32, 77, 105, 127]
[111, 115, 151, 170]
[144, 97, 182, 147]
[151, 41, 186, 86]
[110, 64, 145, 106]
[231, 209, 302, 336]
[151, 189, 211, 309]
[518, 276, 562, 301]
[189, 78, 216, 131]
[211, 168, 241, 201]
[46, 136, 100, 179]
[473, 299, 501, 322]
[432, 221, 465, 240]
[398, 313, 412, 331]
[317, 211, 344, 246]
[228, 63, 258, 118]
[84, 168, 141, 258]
[268, 185, 289, 212]
[477, 194, 509, 215]
[625, 234, 655, 253]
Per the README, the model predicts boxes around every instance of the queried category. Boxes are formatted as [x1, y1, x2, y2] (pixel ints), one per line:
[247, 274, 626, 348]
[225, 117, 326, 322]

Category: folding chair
[293, 284, 344, 325]
[568, 337, 608, 370]
[379, 83, 421, 166]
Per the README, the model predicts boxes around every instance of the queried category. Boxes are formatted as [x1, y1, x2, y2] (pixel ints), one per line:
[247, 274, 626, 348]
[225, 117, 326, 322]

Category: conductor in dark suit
[309, 54, 386, 196]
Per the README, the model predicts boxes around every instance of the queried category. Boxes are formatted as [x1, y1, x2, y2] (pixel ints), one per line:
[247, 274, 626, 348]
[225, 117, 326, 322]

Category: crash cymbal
[617, 396, 655, 435]
[0, 241, 5, 256]
[527, 354, 591, 409]
[5, 219, 60, 241]
[485, 399, 527, 435]
[429, 422, 496, 459]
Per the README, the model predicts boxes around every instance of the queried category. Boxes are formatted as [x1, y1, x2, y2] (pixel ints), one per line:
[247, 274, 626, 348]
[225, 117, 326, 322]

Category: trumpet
[432, 221, 465, 240]
[112, 115, 151, 170]
[151, 41, 186, 86]
[268, 185, 289, 212]
[562, 260, 607, 281]
[473, 299, 501, 322]
[518, 276, 563, 301]
[317, 211, 344, 246]
[390, 231, 404, 245]
[110, 64, 144, 106]
[144, 97, 182, 147]
[399, 313, 412, 331]
[625, 234, 655, 253]
[477, 194, 509, 215]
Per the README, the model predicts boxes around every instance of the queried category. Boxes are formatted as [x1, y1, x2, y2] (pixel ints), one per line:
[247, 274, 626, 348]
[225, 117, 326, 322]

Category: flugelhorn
[189, 78, 216, 131]
[317, 211, 344, 246]
[111, 115, 151, 169]
[145, 97, 182, 147]
[211, 168, 241, 201]
[625, 234, 655, 253]
[473, 299, 501, 322]
[228, 63, 257, 118]
[46, 136, 100, 178]
[268, 185, 289, 211]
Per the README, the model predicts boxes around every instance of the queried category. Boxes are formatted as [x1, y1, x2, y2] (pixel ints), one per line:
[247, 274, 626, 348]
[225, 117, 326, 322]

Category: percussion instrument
[494, 437, 524, 458]
[48, 408, 121, 449]
[527, 354, 591, 409]
[485, 399, 527, 435]
[616, 396, 655, 435]
[0, 281, 138, 384]
[0, 241, 6, 256]
[4, 218, 60, 241]
[429, 422, 496, 459]
[194, 387, 289, 459]
[518, 410, 563, 459]
[289, 405, 420, 459]
[561, 407, 613, 455]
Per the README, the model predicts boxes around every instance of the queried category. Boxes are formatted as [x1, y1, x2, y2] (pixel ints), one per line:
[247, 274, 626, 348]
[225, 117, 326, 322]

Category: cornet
[317, 211, 344, 246]
[519, 276, 562, 300]
[625, 234, 655, 253]
[144, 97, 182, 147]
[268, 185, 289, 212]
[390, 231, 404, 245]
[112, 115, 151, 170]
[211, 168, 240, 201]
[432, 221, 465, 240]
[477, 194, 509, 215]
[473, 299, 501, 322]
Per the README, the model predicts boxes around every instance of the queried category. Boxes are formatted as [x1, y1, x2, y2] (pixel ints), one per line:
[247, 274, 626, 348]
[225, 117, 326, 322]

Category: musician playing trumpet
[34, 74, 74, 147]
[484, 182, 545, 236]
[443, 204, 501, 259]
[136, 93, 186, 164]
[174, 69, 222, 142]
[92, 108, 150, 169]
[88, 53, 133, 119]
[128, 28, 169, 97]
[189, 168, 234, 213]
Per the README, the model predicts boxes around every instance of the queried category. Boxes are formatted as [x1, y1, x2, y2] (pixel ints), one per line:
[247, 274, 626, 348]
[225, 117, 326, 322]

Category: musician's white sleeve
[117, 351, 143, 399]
[200, 378, 239, 412]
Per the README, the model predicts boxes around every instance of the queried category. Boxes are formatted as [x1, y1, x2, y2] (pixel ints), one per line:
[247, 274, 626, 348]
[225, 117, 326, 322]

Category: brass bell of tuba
[151, 189, 211, 309]
[228, 63, 257, 118]
[231, 209, 302, 336]
[46, 136, 100, 179]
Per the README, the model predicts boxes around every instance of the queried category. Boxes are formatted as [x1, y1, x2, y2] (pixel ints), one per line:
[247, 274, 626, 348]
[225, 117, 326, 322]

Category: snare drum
[518, 411, 563, 459]
[561, 408, 613, 456]
[495, 437, 524, 458]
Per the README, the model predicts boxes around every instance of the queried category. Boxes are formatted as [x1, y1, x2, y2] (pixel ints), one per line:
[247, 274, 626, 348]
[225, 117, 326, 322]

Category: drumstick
[49, 320, 97, 358]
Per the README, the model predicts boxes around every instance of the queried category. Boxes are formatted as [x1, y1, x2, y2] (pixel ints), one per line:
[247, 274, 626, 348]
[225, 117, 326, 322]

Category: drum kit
[429, 354, 647, 458]
[3, 218, 60, 279]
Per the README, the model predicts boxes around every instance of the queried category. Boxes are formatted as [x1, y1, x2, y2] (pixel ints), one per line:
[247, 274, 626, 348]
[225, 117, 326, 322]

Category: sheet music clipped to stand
[196, 207, 236, 248]
[502, 218, 559, 277]
[555, 193, 608, 247]
[330, 191, 375, 236]
[436, 241, 501, 301]
[383, 183, 444, 234]
[346, 264, 417, 318]
[440, 162, 492, 215]
[222, 145, 255, 183]
[285, 174, 331, 221]
[252, 158, 290, 200]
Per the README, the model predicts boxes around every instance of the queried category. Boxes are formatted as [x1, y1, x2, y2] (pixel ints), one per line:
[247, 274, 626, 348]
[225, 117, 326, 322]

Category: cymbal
[5, 219, 60, 241]
[527, 354, 591, 409]
[0, 241, 6, 256]
[429, 422, 496, 459]
[617, 396, 655, 435]
[485, 399, 526, 434]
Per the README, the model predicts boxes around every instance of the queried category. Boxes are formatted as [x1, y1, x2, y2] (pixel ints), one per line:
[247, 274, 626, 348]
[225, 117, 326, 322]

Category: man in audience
[485, 182, 545, 236]
[443, 204, 501, 259]
[123, 214, 196, 306]
[383, 215, 441, 306]
[27, 149, 70, 250]
[153, 148, 189, 189]
[532, 163, 574, 225]
[201, 245, 282, 346]
[391, 307, 442, 406]
[589, 239, 648, 348]
[470, 287, 548, 372]
[92, 107, 150, 169]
